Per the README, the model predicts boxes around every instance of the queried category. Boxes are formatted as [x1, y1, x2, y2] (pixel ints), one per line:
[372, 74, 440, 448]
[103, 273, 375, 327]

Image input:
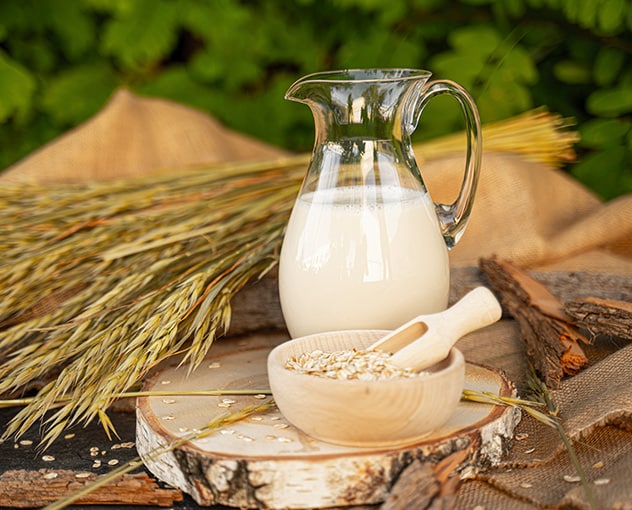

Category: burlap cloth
[3, 89, 632, 509]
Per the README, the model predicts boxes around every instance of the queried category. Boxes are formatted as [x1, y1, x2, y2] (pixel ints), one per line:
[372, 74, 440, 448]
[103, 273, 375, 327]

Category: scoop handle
[389, 287, 502, 371]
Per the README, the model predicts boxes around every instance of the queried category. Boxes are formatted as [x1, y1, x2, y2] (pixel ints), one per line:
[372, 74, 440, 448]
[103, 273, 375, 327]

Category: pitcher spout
[285, 68, 432, 104]
[285, 69, 433, 143]
[284, 72, 321, 103]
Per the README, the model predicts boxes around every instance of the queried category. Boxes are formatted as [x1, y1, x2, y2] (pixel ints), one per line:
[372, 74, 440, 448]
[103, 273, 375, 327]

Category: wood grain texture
[136, 333, 519, 509]
[565, 297, 632, 341]
[0, 469, 182, 508]
[268, 332, 465, 447]
[479, 257, 588, 388]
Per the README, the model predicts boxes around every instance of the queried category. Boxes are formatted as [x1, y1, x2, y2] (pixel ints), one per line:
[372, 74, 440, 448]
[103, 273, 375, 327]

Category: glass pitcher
[279, 69, 481, 338]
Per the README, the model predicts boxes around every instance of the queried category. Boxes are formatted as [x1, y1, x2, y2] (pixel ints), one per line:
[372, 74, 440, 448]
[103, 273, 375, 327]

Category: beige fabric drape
[422, 153, 632, 274]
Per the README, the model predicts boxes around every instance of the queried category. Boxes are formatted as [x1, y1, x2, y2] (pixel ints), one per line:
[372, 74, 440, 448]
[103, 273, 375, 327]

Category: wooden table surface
[0, 405, 228, 509]
[2, 268, 630, 508]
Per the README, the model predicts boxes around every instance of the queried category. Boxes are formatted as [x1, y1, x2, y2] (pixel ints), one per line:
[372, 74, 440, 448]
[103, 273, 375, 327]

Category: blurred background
[0, 0, 630, 199]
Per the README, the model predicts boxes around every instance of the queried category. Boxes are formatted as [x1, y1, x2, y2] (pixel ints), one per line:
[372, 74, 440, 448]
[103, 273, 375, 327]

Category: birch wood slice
[136, 333, 520, 509]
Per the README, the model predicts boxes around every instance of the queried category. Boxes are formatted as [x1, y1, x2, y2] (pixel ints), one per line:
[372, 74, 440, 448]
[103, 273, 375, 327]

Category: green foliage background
[1, 0, 630, 199]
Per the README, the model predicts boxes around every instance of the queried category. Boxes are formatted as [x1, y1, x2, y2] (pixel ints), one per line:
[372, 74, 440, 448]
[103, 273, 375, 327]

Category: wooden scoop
[369, 286, 502, 372]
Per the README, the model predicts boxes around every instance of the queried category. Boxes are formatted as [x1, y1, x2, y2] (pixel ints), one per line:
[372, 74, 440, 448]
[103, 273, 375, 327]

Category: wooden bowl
[267, 330, 465, 447]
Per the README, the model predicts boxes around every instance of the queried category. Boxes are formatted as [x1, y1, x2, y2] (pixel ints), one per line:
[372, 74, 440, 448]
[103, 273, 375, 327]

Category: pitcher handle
[416, 80, 482, 248]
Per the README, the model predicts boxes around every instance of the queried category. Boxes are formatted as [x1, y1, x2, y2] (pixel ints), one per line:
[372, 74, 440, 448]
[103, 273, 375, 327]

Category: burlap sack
[3, 89, 631, 508]
[456, 327, 632, 510]
[422, 153, 632, 274]
[2, 88, 285, 183]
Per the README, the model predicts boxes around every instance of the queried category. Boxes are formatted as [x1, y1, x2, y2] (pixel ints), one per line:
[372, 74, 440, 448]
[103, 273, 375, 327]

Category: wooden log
[227, 267, 632, 336]
[136, 333, 520, 509]
[2, 267, 628, 399]
[228, 270, 286, 335]
[0, 469, 183, 508]
[379, 460, 439, 510]
[564, 297, 632, 341]
[449, 267, 632, 315]
[479, 257, 588, 388]
[379, 448, 468, 510]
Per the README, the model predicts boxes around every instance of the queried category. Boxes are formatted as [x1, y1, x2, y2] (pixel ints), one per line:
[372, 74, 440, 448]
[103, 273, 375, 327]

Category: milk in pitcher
[279, 184, 450, 338]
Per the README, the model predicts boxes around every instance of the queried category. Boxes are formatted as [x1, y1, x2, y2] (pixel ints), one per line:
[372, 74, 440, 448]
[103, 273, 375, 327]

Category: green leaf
[138, 66, 217, 114]
[41, 62, 117, 126]
[572, 146, 629, 200]
[509, 0, 527, 16]
[101, 0, 180, 69]
[6, 37, 58, 74]
[250, 3, 326, 69]
[84, 0, 132, 13]
[554, 60, 591, 84]
[47, 0, 96, 58]
[181, 0, 252, 44]
[337, 29, 424, 69]
[0, 1, 95, 60]
[598, 0, 625, 33]
[330, 0, 390, 8]
[188, 51, 224, 84]
[593, 46, 625, 87]
[576, 0, 598, 30]
[0, 115, 59, 169]
[0, 52, 36, 123]
[0, 0, 33, 32]
[449, 26, 501, 58]
[412, 94, 464, 142]
[579, 118, 631, 148]
[495, 0, 526, 17]
[479, 81, 532, 120]
[587, 86, 632, 117]
[375, 0, 408, 23]
[410, 0, 444, 7]
[182, 2, 267, 90]
[499, 45, 538, 83]
[190, 49, 264, 91]
[430, 54, 482, 88]
[562, 0, 581, 23]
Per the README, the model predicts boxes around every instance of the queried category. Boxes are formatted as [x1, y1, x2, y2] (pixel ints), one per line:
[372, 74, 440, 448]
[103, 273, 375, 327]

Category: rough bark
[564, 297, 632, 341]
[136, 333, 519, 509]
[0, 469, 183, 508]
[379, 460, 440, 510]
[479, 257, 589, 388]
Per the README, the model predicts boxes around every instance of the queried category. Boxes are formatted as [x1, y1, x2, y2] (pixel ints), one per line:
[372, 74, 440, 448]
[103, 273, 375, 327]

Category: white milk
[279, 185, 450, 338]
